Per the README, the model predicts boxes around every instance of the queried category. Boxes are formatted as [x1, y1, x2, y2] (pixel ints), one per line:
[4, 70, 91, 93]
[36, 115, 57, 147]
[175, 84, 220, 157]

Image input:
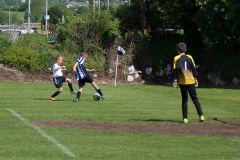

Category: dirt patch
[33, 120, 240, 139]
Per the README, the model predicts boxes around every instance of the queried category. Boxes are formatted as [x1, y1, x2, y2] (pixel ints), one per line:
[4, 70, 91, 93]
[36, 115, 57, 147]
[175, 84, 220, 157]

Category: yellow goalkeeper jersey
[172, 54, 198, 85]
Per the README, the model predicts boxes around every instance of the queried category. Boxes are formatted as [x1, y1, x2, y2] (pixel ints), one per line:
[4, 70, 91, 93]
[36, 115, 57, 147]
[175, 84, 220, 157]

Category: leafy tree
[114, 0, 141, 32]
[56, 11, 120, 71]
[196, 0, 240, 81]
[0, 0, 7, 8]
[48, 5, 64, 24]
[24, 0, 45, 22]
[76, 5, 88, 15]
[18, 2, 27, 11]
[5, 0, 18, 6]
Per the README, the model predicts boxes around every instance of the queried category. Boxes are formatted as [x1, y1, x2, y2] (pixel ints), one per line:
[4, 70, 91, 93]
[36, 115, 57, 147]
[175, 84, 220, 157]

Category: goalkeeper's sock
[51, 91, 60, 98]
[96, 88, 103, 96]
[68, 82, 74, 92]
[76, 91, 81, 99]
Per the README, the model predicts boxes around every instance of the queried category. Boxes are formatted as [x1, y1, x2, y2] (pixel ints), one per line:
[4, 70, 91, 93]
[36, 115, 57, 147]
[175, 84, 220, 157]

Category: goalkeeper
[172, 42, 204, 123]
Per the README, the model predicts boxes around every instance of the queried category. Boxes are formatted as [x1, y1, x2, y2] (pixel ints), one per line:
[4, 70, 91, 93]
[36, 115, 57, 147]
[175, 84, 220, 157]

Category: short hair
[80, 52, 88, 59]
[176, 42, 187, 53]
[56, 56, 63, 61]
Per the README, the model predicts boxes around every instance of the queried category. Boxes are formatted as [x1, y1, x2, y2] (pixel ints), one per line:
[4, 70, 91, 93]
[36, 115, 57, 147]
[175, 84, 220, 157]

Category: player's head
[80, 52, 88, 60]
[56, 56, 63, 64]
[176, 42, 187, 53]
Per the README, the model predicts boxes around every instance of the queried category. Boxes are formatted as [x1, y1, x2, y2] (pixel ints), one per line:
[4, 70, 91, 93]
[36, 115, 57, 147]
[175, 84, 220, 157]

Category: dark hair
[176, 42, 187, 53]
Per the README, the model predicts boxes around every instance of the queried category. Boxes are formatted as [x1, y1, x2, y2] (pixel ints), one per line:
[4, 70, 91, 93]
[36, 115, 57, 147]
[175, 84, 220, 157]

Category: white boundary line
[5, 108, 76, 158]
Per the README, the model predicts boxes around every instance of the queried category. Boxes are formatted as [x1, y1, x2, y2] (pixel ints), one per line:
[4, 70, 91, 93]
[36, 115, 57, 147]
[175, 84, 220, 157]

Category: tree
[48, 5, 64, 24]
[18, 2, 27, 12]
[5, 0, 18, 6]
[0, 0, 7, 8]
[76, 5, 88, 15]
[24, 0, 45, 22]
[114, 0, 141, 32]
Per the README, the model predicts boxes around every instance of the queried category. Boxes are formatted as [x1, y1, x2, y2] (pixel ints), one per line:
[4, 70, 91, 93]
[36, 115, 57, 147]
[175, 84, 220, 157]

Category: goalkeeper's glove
[195, 78, 198, 87]
[173, 79, 179, 89]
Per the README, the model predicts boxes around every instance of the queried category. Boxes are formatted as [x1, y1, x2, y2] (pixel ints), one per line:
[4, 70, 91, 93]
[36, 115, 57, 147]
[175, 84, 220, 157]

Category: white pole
[28, 0, 30, 33]
[107, 0, 109, 11]
[9, 7, 10, 29]
[98, 0, 100, 12]
[114, 54, 119, 86]
[93, 0, 95, 16]
[45, 0, 48, 39]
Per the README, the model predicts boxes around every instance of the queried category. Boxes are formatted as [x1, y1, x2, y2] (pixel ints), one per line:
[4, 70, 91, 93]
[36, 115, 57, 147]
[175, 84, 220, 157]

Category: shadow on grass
[213, 118, 240, 126]
[213, 118, 227, 123]
[34, 98, 65, 101]
[131, 118, 182, 123]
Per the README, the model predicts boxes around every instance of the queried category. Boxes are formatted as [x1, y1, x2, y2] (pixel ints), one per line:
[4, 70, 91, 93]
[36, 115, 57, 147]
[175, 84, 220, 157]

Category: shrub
[0, 35, 12, 62]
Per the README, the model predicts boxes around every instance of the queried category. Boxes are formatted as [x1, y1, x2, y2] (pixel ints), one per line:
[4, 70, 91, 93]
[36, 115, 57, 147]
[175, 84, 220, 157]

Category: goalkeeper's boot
[199, 115, 204, 122]
[74, 98, 79, 102]
[49, 97, 55, 101]
[101, 94, 106, 99]
[183, 118, 188, 124]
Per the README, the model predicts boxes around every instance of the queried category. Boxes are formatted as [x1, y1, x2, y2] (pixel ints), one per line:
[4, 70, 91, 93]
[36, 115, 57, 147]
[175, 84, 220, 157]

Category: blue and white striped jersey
[75, 57, 88, 80]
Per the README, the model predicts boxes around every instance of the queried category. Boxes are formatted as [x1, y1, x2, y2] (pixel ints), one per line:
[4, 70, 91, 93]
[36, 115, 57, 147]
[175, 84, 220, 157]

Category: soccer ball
[93, 93, 101, 101]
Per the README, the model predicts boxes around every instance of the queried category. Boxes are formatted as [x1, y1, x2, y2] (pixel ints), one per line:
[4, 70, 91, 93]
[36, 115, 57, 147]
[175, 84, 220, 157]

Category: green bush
[86, 48, 106, 71]
[2, 46, 54, 73]
[0, 35, 12, 62]
[1, 34, 61, 73]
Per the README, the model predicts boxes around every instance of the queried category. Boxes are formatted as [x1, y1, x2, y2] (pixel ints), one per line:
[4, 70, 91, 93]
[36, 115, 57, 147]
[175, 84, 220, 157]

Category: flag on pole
[117, 46, 125, 55]
[115, 46, 125, 86]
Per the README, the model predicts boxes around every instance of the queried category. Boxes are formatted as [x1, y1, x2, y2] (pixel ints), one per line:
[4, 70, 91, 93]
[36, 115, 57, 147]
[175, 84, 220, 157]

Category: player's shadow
[213, 117, 227, 123]
[34, 98, 65, 101]
[131, 119, 182, 123]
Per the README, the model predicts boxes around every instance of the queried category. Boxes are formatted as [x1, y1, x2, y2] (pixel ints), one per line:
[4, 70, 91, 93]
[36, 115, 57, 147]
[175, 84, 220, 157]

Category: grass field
[1, 10, 25, 20]
[0, 82, 240, 160]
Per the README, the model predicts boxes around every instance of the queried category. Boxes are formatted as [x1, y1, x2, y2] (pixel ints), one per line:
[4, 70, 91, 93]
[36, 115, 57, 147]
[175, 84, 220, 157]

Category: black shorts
[78, 74, 93, 87]
[53, 76, 66, 88]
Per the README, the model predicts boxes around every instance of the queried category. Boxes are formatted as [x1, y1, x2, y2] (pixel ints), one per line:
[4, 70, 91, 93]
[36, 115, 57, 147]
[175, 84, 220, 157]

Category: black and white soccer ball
[93, 93, 101, 101]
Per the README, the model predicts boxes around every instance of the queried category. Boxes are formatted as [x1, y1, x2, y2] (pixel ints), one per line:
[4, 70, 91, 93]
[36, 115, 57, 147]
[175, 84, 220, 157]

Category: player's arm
[87, 69, 95, 72]
[61, 66, 67, 70]
[172, 57, 179, 82]
[73, 62, 78, 72]
[188, 56, 199, 87]
[172, 58, 179, 89]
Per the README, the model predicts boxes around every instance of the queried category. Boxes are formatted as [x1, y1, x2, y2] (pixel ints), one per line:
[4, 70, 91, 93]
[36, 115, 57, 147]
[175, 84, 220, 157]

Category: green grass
[1, 11, 25, 20]
[0, 82, 240, 160]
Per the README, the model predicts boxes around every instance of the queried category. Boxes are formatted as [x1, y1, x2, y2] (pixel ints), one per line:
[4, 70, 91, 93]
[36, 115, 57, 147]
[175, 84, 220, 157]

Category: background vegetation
[0, 0, 239, 84]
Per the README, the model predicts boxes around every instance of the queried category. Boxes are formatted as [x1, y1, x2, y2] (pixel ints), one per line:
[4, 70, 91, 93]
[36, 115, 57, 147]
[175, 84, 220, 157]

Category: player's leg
[50, 77, 62, 100]
[84, 75, 105, 99]
[75, 79, 84, 102]
[179, 85, 188, 122]
[91, 81, 105, 99]
[66, 77, 76, 94]
[187, 84, 204, 121]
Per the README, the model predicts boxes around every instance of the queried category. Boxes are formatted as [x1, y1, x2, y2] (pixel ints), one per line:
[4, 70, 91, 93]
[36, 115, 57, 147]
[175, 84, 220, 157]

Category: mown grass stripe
[5, 108, 76, 158]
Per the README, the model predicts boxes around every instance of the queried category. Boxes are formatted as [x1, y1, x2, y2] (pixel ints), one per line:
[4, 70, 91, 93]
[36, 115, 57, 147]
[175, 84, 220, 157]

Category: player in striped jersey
[73, 52, 105, 102]
[172, 42, 204, 123]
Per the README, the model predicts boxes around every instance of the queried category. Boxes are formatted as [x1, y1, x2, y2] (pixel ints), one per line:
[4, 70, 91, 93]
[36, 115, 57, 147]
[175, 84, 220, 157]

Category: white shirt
[52, 63, 63, 77]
